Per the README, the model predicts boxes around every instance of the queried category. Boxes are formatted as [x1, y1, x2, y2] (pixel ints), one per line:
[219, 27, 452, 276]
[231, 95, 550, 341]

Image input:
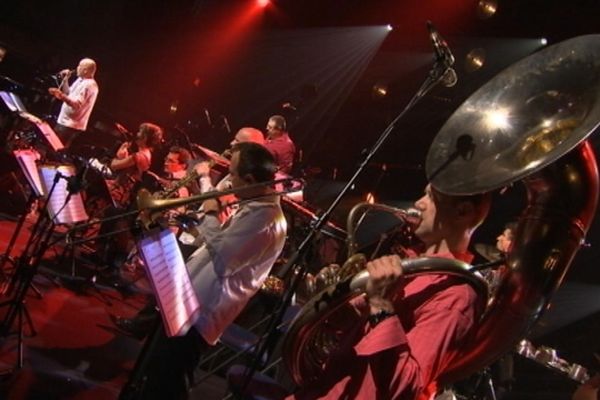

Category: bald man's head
[230, 127, 265, 147]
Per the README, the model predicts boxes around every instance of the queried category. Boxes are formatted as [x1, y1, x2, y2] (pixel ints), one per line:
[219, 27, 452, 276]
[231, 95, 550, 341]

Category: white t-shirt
[57, 77, 99, 131]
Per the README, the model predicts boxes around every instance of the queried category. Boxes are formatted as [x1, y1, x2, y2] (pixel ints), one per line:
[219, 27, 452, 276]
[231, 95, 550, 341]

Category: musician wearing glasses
[124, 142, 287, 399]
[48, 58, 99, 148]
[288, 185, 491, 400]
[264, 115, 296, 174]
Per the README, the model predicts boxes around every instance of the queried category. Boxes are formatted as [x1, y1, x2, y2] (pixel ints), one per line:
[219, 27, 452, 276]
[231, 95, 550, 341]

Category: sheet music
[0, 91, 27, 112]
[13, 149, 44, 197]
[138, 229, 201, 337]
[39, 164, 89, 224]
[18, 113, 65, 151]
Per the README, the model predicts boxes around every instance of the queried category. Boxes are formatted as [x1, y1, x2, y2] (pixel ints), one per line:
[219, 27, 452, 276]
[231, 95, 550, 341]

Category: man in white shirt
[48, 57, 99, 148]
[120, 141, 287, 399]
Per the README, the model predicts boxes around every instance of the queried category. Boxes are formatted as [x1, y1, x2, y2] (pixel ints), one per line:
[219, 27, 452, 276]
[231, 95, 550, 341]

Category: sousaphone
[283, 34, 600, 386]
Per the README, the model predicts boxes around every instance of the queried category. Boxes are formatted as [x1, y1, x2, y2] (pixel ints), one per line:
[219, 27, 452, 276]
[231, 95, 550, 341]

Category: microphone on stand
[426, 21, 457, 87]
[221, 116, 231, 134]
[204, 109, 212, 127]
[67, 158, 90, 194]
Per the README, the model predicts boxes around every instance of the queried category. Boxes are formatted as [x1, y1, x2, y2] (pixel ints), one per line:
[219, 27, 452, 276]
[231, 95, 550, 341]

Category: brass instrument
[345, 202, 421, 258]
[146, 146, 231, 199]
[295, 203, 421, 303]
[282, 34, 600, 387]
[137, 176, 303, 215]
[158, 169, 200, 198]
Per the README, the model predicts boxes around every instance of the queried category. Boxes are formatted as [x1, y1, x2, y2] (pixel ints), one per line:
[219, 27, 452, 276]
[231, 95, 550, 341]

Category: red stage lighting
[257, 0, 269, 8]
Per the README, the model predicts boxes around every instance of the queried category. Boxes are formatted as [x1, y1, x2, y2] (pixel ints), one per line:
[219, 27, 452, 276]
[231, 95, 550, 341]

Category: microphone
[204, 109, 212, 127]
[426, 21, 455, 67]
[282, 102, 297, 111]
[67, 159, 90, 194]
[54, 69, 76, 79]
[222, 116, 231, 133]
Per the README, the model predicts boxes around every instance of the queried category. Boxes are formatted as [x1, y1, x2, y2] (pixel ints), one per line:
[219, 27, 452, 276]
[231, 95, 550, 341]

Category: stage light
[372, 82, 389, 99]
[386, 24, 393, 31]
[540, 38, 548, 46]
[169, 100, 179, 114]
[477, 0, 498, 19]
[257, 0, 269, 7]
[465, 48, 486, 72]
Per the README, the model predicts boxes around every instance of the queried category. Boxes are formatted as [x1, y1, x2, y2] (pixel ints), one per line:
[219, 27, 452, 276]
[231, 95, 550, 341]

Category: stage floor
[0, 217, 231, 399]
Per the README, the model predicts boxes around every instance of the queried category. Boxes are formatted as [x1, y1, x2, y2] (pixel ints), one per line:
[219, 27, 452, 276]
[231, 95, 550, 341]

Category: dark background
[1, 1, 600, 397]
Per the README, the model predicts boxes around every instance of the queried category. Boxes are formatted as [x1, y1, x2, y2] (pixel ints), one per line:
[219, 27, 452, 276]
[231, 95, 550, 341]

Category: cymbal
[474, 243, 503, 262]
[426, 34, 600, 194]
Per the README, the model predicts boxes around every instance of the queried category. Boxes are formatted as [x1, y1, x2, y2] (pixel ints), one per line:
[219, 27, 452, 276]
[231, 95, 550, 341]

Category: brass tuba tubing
[439, 141, 599, 383]
[136, 176, 303, 213]
[346, 202, 422, 258]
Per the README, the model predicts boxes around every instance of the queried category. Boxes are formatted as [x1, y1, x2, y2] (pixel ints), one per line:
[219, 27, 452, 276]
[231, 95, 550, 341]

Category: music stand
[0, 150, 44, 298]
[0, 90, 65, 152]
[0, 167, 65, 376]
[119, 228, 201, 398]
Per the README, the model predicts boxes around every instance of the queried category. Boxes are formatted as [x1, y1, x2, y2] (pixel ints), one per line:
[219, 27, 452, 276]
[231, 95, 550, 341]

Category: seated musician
[285, 184, 491, 399]
[105, 122, 163, 209]
[120, 141, 287, 399]
[194, 126, 265, 193]
[96, 122, 163, 271]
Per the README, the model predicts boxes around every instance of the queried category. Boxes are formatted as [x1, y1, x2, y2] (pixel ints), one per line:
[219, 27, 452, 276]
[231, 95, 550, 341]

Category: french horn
[282, 34, 600, 387]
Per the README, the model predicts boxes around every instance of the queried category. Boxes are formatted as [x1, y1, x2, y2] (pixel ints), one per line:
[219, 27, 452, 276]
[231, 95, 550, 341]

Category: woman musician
[93, 122, 164, 273]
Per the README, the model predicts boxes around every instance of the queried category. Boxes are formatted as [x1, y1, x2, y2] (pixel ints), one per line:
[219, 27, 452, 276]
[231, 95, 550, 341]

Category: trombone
[65, 176, 304, 242]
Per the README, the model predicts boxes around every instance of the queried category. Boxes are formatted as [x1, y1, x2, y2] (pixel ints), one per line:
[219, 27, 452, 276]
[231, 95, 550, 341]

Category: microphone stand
[0, 169, 64, 377]
[238, 58, 457, 392]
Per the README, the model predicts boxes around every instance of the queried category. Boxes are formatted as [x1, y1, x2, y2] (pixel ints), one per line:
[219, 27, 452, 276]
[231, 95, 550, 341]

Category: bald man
[49, 57, 99, 148]
[195, 127, 265, 193]
[230, 126, 265, 147]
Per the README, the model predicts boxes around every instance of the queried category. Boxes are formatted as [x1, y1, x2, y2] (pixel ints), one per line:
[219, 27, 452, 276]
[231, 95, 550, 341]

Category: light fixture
[477, 0, 498, 19]
[372, 82, 389, 99]
[465, 48, 486, 73]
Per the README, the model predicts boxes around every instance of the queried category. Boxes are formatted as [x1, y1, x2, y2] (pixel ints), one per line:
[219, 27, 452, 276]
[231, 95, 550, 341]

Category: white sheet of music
[138, 229, 201, 337]
[13, 149, 44, 197]
[39, 164, 89, 224]
[17, 112, 65, 151]
[0, 91, 27, 112]
[34, 119, 64, 151]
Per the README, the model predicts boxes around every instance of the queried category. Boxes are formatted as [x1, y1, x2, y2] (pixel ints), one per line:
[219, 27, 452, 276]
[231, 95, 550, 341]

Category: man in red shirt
[264, 115, 296, 174]
[290, 184, 491, 399]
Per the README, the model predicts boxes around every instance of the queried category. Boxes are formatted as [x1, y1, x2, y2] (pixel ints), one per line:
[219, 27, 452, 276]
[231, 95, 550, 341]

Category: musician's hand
[116, 142, 131, 159]
[48, 87, 65, 100]
[202, 198, 220, 214]
[365, 255, 403, 314]
[572, 373, 600, 400]
[59, 69, 72, 78]
[194, 161, 211, 178]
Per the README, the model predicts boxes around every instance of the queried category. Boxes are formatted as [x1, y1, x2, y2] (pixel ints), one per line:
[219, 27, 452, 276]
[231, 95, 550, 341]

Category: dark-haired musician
[95, 122, 163, 272]
[289, 184, 491, 400]
[121, 141, 287, 399]
[105, 122, 163, 209]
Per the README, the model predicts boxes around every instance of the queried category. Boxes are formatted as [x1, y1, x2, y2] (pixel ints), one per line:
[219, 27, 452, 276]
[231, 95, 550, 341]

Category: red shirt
[264, 133, 296, 174]
[290, 252, 481, 400]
